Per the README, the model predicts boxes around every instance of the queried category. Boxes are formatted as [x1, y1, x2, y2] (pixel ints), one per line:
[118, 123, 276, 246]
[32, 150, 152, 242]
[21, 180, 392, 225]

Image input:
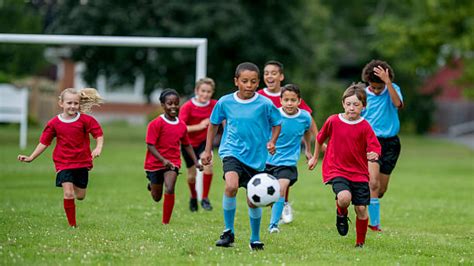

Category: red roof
[421, 59, 465, 100]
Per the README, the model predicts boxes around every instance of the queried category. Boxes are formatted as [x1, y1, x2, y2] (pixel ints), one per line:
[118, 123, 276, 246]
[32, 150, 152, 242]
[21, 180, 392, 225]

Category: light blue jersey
[210, 92, 282, 171]
[267, 108, 312, 166]
[362, 83, 403, 138]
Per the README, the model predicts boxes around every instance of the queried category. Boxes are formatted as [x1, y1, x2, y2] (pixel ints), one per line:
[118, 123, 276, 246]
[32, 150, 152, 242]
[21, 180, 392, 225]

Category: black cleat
[201, 198, 213, 211]
[336, 210, 349, 236]
[189, 198, 198, 212]
[249, 241, 264, 251]
[215, 229, 234, 247]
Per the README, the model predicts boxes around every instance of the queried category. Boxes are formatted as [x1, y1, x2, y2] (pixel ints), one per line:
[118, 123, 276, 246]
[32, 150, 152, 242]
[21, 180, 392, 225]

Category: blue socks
[248, 207, 262, 243]
[368, 198, 380, 226]
[269, 196, 285, 228]
[222, 194, 236, 233]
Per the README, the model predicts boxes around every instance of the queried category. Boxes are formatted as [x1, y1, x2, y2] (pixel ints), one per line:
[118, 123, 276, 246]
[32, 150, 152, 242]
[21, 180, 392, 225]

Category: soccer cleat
[355, 243, 364, 248]
[249, 241, 265, 251]
[269, 225, 280, 234]
[215, 229, 234, 247]
[189, 198, 198, 212]
[368, 224, 382, 232]
[201, 198, 213, 211]
[336, 210, 350, 236]
[281, 202, 293, 224]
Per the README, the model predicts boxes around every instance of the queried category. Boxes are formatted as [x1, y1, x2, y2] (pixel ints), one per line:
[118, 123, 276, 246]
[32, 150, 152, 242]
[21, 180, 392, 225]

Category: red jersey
[257, 88, 313, 114]
[145, 115, 190, 171]
[178, 98, 217, 147]
[40, 113, 103, 172]
[317, 114, 381, 183]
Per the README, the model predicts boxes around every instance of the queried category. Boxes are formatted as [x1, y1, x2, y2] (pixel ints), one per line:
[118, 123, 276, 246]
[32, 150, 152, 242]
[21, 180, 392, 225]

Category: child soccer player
[145, 89, 202, 224]
[201, 62, 282, 250]
[361, 60, 403, 232]
[258, 60, 318, 224]
[266, 84, 314, 233]
[17, 88, 104, 227]
[309, 83, 381, 247]
[179, 78, 217, 212]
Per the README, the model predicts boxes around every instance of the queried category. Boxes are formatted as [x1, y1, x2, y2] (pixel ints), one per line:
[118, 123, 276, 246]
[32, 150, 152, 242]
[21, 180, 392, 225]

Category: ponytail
[59, 88, 103, 113]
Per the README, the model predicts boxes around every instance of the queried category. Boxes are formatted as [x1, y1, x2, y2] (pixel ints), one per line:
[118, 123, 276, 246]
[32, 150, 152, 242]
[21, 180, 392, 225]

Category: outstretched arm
[18, 143, 48, 163]
[201, 124, 219, 165]
[92, 136, 104, 159]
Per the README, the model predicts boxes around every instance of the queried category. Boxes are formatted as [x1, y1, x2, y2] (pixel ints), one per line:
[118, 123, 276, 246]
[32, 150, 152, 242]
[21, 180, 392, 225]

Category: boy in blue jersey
[265, 84, 314, 233]
[361, 60, 403, 232]
[201, 62, 282, 251]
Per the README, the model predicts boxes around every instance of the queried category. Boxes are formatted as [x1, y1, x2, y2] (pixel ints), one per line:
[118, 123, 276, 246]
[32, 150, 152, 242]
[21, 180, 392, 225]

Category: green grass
[1, 123, 473, 265]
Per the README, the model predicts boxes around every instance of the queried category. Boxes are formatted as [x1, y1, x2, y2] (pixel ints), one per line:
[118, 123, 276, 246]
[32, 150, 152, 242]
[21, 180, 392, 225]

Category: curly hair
[361, 59, 395, 83]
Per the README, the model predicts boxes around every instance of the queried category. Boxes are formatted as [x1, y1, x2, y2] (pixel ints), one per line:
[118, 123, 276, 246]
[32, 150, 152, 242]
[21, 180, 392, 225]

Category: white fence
[0, 84, 28, 149]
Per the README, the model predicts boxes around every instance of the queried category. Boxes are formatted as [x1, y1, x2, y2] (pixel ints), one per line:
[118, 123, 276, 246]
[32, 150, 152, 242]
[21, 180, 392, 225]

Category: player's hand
[17, 154, 33, 163]
[304, 150, 313, 161]
[367, 152, 379, 162]
[267, 141, 276, 155]
[199, 118, 210, 130]
[308, 156, 318, 170]
[373, 65, 391, 84]
[162, 159, 176, 170]
[200, 151, 212, 166]
[91, 148, 102, 159]
[321, 143, 328, 153]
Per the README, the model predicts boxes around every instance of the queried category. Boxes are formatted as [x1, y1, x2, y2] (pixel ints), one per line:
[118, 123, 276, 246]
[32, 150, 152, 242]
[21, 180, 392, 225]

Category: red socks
[285, 187, 290, 202]
[336, 202, 348, 216]
[63, 198, 76, 227]
[356, 217, 369, 245]
[162, 193, 175, 224]
[202, 173, 212, 199]
[188, 181, 197, 199]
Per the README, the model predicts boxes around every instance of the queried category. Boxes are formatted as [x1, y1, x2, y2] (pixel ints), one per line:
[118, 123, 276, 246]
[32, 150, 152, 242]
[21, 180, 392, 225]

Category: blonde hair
[59, 88, 103, 113]
[195, 77, 215, 91]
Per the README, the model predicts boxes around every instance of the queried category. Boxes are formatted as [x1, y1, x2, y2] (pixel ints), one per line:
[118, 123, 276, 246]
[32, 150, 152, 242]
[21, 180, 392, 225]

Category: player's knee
[225, 185, 238, 196]
[152, 193, 162, 202]
[63, 191, 75, 199]
[164, 187, 174, 195]
[337, 190, 352, 205]
[76, 195, 85, 201]
[354, 205, 368, 218]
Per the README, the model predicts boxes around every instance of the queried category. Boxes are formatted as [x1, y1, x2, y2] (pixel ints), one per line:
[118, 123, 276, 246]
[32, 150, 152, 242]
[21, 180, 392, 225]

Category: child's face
[162, 94, 180, 118]
[280, 90, 301, 115]
[195, 83, 213, 103]
[59, 92, 80, 117]
[369, 81, 385, 95]
[342, 95, 364, 121]
[234, 70, 259, 99]
[263, 64, 284, 91]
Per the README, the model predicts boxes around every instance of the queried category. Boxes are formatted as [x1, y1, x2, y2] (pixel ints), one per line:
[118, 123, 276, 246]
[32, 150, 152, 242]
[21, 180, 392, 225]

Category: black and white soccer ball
[247, 173, 280, 207]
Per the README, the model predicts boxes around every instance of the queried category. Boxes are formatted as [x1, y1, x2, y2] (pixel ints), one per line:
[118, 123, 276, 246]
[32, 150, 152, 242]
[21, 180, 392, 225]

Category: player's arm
[147, 144, 176, 169]
[303, 129, 312, 160]
[92, 136, 104, 159]
[187, 119, 210, 133]
[183, 144, 203, 171]
[308, 141, 322, 170]
[267, 124, 281, 155]
[374, 65, 402, 108]
[18, 143, 48, 163]
[201, 124, 219, 165]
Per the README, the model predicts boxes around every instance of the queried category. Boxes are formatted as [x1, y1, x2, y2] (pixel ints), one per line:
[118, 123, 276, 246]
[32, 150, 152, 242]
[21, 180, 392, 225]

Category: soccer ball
[247, 173, 280, 207]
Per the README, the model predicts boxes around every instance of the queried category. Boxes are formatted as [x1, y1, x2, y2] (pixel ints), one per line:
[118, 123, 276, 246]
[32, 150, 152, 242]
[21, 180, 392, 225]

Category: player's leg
[281, 187, 293, 224]
[378, 173, 391, 198]
[147, 171, 164, 202]
[247, 198, 264, 250]
[72, 168, 88, 201]
[162, 170, 178, 224]
[216, 170, 239, 247]
[201, 162, 214, 210]
[62, 182, 77, 227]
[353, 180, 370, 247]
[182, 145, 199, 212]
[368, 162, 382, 231]
[269, 179, 290, 232]
[331, 177, 352, 236]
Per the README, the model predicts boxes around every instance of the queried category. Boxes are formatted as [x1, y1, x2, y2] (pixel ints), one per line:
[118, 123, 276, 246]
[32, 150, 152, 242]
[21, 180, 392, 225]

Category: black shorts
[222, 156, 260, 189]
[146, 168, 179, 185]
[181, 141, 206, 168]
[56, 168, 89, 189]
[328, 177, 370, 206]
[378, 136, 401, 175]
[265, 164, 298, 186]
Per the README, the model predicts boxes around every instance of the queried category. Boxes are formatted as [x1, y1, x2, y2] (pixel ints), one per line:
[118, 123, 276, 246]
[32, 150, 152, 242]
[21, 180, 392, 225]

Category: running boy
[145, 89, 202, 224]
[201, 62, 281, 250]
[309, 83, 381, 247]
[266, 84, 314, 233]
[361, 59, 403, 232]
[258, 60, 318, 224]
[18, 88, 104, 227]
[179, 78, 217, 212]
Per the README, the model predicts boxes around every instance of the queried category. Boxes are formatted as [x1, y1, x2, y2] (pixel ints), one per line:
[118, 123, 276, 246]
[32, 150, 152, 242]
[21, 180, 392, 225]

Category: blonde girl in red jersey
[145, 89, 202, 224]
[179, 78, 217, 212]
[18, 88, 104, 227]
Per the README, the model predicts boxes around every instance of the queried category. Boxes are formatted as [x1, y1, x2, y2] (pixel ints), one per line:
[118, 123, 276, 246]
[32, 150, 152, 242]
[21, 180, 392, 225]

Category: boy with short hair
[201, 62, 282, 251]
[361, 59, 403, 232]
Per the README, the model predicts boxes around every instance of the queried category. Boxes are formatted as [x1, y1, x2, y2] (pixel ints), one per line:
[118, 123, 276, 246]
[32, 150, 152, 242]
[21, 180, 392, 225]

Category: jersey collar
[263, 88, 281, 97]
[279, 107, 301, 118]
[160, 114, 179, 125]
[338, 113, 364, 125]
[366, 85, 388, 96]
[191, 97, 210, 107]
[233, 91, 259, 104]
[57, 112, 81, 123]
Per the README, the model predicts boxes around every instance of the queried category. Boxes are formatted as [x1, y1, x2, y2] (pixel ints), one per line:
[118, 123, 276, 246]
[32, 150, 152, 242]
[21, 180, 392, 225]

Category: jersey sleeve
[179, 101, 191, 124]
[180, 124, 190, 146]
[39, 120, 56, 146]
[393, 83, 404, 107]
[87, 116, 103, 139]
[210, 99, 225, 125]
[302, 110, 312, 131]
[299, 99, 313, 114]
[267, 102, 282, 127]
[146, 119, 160, 145]
[317, 116, 332, 144]
[365, 123, 382, 155]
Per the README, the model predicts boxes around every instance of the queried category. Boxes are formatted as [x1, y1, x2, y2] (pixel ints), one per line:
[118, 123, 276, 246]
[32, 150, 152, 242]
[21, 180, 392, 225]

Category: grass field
[1, 123, 473, 265]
